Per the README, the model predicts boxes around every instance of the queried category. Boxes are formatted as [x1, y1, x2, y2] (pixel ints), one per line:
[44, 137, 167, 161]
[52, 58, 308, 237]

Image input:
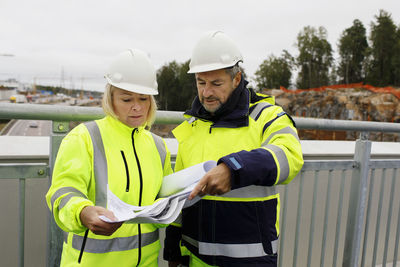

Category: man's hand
[80, 206, 123, 236]
[188, 163, 231, 200]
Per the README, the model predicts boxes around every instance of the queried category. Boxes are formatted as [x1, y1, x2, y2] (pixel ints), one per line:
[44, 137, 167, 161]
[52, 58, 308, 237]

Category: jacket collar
[185, 75, 250, 128]
[105, 115, 146, 135]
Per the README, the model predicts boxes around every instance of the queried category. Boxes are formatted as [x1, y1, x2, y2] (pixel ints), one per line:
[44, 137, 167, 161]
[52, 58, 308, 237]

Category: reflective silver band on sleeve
[263, 144, 290, 184]
[249, 102, 272, 121]
[59, 191, 88, 210]
[262, 126, 299, 145]
[68, 229, 159, 253]
[150, 132, 167, 170]
[63, 231, 69, 243]
[85, 121, 108, 207]
[51, 187, 87, 209]
[182, 235, 276, 258]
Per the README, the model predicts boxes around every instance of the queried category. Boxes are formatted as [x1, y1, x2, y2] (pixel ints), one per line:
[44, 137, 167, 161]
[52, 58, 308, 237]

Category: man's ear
[233, 71, 242, 88]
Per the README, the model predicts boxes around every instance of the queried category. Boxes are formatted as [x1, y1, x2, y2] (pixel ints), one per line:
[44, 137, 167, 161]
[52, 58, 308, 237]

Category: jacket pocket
[255, 198, 279, 255]
[120, 150, 130, 192]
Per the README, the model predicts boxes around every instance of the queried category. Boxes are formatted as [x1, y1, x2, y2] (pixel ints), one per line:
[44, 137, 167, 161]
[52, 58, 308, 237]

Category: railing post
[46, 121, 69, 267]
[19, 178, 25, 267]
[343, 132, 371, 267]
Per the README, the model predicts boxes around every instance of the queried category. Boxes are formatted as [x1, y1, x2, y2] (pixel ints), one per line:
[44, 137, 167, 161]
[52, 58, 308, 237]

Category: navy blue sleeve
[218, 148, 277, 189]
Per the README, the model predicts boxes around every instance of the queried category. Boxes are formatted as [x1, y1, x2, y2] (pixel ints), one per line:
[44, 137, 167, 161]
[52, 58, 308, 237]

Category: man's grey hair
[224, 64, 241, 80]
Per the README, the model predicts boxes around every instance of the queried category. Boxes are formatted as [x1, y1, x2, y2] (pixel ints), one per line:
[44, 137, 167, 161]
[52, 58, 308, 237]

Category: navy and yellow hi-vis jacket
[164, 78, 303, 267]
[46, 116, 172, 267]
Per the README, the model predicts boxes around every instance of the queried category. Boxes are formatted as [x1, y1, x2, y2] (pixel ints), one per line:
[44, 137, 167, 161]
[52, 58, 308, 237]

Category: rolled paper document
[158, 160, 217, 198]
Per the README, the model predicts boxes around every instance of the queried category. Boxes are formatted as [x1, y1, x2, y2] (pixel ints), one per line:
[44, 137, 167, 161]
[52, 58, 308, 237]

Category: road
[6, 119, 51, 136]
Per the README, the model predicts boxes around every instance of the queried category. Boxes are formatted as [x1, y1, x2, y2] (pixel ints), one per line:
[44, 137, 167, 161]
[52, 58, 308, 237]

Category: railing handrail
[1, 102, 400, 132]
[1, 102, 400, 267]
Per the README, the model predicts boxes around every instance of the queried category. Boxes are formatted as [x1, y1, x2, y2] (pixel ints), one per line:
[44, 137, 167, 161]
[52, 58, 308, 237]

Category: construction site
[262, 83, 400, 142]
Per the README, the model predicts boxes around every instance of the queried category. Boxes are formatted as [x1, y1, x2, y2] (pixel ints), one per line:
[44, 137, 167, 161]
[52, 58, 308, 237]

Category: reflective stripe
[262, 126, 299, 145]
[85, 121, 108, 207]
[263, 144, 289, 184]
[64, 231, 68, 243]
[150, 132, 166, 170]
[203, 185, 277, 201]
[59, 191, 87, 210]
[249, 102, 272, 121]
[51, 187, 87, 209]
[262, 112, 288, 134]
[228, 157, 241, 170]
[66, 230, 159, 253]
[182, 235, 269, 258]
[271, 239, 278, 254]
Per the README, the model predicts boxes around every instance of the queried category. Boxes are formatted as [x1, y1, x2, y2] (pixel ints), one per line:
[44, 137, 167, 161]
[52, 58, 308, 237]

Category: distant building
[0, 79, 18, 100]
[0, 79, 34, 101]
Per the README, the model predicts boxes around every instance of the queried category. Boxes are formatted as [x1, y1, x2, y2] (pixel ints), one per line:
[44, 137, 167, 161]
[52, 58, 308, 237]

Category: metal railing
[1, 103, 400, 267]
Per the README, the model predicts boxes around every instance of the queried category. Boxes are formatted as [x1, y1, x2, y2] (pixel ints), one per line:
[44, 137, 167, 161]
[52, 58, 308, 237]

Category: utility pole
[60, 67, 65, 89]
[33, 77, 37, 95]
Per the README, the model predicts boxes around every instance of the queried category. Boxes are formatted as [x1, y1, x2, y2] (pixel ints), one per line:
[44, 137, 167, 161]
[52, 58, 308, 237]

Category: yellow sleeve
[45, 124, 94, 234]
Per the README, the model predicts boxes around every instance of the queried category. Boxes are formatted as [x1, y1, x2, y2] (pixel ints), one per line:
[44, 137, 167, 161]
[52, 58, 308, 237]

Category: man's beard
[200, 96, 222, 114]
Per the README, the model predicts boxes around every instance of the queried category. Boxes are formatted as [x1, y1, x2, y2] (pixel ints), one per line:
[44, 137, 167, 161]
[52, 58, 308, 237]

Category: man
[164, 31, 304, 267]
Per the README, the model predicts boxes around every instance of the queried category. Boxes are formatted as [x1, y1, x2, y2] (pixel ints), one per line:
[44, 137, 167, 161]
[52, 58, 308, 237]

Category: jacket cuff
[218, 155, 243, 189]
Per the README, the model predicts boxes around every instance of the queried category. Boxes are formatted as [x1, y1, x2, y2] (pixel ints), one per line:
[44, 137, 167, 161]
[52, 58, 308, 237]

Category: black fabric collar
[185, 75, 250, 128]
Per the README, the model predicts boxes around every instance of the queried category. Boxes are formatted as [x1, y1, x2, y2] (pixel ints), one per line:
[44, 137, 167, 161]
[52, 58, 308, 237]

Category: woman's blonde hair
[102, 84, 157, 129]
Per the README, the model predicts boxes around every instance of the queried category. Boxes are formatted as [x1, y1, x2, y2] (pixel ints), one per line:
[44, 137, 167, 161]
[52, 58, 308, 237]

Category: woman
[46, 49, 172, 266]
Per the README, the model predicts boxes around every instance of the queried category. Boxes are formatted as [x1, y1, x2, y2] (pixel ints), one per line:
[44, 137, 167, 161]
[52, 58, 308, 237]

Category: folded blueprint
[99, 160, 217, 224]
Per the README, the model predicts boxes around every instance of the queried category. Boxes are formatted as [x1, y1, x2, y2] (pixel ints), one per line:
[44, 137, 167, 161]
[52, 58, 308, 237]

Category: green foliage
[367, 10, 398, 86]
[295, 26, 333, 89]
[337, 19, 369, 83]
[35, 85, 103, 98]
[254, 50, 293, 89]
[392, 25, 400, 86]
[178, 60, 198, 110]
[156, 60, 197, 111]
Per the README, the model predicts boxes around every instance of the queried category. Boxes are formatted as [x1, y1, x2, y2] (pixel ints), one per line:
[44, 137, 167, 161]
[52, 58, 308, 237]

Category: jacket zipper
[132, 129, 143, 266]
[120, 150, 130, 192]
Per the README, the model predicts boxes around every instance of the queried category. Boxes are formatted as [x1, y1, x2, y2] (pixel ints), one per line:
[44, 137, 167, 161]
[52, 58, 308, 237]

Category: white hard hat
[105, 49, 158, 95]
[188, 31, 243, 74]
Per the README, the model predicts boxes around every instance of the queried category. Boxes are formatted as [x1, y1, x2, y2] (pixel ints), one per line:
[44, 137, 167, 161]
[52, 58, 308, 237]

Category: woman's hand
[80, 206, 123, 236]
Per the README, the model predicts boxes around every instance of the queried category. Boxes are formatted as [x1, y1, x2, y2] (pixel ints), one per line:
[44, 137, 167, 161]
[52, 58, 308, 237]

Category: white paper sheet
[99, 160, 217, 224]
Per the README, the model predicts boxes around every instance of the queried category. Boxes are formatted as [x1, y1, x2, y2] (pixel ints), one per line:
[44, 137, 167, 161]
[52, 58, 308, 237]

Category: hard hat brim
[187, 62, 239, 74]
[106, 77, 158, 95]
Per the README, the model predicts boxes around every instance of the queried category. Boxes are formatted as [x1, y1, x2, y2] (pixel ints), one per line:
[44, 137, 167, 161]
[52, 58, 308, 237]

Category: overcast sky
[1, 0, 399, 91]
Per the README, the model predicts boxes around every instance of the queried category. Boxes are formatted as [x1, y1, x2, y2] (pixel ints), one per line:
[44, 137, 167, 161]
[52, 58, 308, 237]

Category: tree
[156, 60, 197, 111]
[367, 10, 398, 86]
[178, 60, 197, 110]
[254, 50, 294, 89]
[156, 61, 180, 110]
[392, 26, 400, 86]
[337, 19, 369, 84]
[295, 26, 333, 89]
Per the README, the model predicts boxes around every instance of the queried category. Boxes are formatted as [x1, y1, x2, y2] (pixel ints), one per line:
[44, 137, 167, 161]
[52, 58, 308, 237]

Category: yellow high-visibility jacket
[164, 78, 303, 267]
[46, 115, 172, 267]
